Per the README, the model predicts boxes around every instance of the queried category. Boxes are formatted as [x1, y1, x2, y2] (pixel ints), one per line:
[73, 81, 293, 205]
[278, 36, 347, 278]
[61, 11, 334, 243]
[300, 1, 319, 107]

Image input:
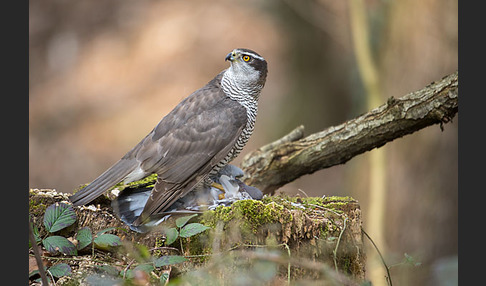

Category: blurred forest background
[29, 0, 457, 285]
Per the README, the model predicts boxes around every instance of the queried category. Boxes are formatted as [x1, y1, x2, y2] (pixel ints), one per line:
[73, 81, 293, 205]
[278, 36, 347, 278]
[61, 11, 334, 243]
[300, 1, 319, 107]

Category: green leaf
[403, 253, 422, 267]
[29, 270, 39, 278]
[175, 214, 198, 228]
[134, 263, 155, 273]
[160, 272, 169, 284]
[164, 228, 179, 246]
[179, 223, 210, 238]
[94, 234, 122, 249]
[76, 227, 92, 250]
[154, 255, 187, 267]
[48, 263, 72, 278]
[123, 269, 135, 279]
[34, 276, 52, 284]
[43, 236, 77, 255]
[43, 203, 77, 233]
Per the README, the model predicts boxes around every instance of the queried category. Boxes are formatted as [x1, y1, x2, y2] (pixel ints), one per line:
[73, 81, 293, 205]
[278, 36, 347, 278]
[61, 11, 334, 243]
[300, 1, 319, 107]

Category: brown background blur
[29, 0, 457, 284]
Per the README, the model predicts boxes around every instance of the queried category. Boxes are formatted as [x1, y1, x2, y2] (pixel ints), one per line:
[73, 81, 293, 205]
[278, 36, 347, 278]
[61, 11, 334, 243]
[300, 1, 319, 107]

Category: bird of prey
[70, 48, 268, 227]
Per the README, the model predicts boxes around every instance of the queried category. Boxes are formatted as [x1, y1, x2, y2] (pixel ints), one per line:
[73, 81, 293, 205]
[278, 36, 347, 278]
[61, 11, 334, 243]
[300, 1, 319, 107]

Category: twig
[282, 243, 291, 285]
[333, 217, 348, 271]
[362, 227, 393, 286]
[297, 189, 309, 198]
[47, 269, 56, 286]
[29, 216, 49, 286]
[149, 246, 180, 254]
[123, 259, 136, 280]
[306, 203, 344, 217]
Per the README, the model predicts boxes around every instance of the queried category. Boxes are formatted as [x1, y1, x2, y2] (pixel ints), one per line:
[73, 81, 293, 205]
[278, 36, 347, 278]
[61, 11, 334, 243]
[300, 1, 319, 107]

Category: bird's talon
[211, 182, 225, 192]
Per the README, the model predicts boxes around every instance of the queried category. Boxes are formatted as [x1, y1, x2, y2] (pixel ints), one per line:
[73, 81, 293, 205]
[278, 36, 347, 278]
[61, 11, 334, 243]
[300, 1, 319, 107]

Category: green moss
[29, 189, 55, 216]
[71, 174, 158, 196]
[201, 195, 356, 237]
[125, 174, 158, 188]
[201, 199, 293, 235]
[262, 195, 356, 215]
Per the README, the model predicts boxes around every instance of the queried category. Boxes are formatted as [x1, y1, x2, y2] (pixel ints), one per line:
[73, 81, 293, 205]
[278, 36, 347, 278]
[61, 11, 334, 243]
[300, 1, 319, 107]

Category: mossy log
[29, 187, 365, 283]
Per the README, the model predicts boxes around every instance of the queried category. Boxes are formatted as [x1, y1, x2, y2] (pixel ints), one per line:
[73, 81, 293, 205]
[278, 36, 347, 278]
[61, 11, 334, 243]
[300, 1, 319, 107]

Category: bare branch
[241, 71, 458, 194]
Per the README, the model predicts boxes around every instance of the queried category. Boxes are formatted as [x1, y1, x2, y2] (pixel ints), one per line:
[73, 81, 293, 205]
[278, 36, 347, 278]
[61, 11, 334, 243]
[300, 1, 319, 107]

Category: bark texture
[240, 71, 458, 194]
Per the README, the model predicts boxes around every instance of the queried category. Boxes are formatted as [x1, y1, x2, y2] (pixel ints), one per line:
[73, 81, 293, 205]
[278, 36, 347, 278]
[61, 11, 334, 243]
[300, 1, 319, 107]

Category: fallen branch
[241, 71, 458, 194]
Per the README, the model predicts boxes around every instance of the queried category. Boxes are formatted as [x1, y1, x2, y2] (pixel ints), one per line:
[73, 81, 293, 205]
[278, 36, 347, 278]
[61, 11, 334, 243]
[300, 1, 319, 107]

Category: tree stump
[29, 187, 365, 284]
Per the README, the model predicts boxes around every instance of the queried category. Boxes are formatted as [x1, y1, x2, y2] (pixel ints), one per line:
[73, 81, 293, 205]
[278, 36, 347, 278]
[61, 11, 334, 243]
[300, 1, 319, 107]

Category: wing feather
[132, 93, 247, 225]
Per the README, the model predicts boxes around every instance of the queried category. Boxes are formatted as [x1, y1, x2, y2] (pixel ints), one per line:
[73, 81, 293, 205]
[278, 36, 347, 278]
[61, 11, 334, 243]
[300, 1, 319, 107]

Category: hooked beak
[225, 51, 236, 62]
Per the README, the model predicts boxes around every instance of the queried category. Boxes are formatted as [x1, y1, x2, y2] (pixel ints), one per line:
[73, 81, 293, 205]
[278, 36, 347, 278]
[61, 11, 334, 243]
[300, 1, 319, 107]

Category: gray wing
[70, 157, 138, 206]
[70, 72, 246, 209]
[132, 93, 247, 225]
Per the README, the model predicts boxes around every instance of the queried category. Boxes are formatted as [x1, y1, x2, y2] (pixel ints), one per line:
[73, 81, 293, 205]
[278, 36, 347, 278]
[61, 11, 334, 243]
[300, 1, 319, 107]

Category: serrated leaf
[179, 223, 210, 238]
[48, 263, 72, 278]
[76, 227, 92, 250]
[43, 236, 77, 255]
[164, 228, 179, 246]
[134, 263, 155, 273]
[175, 214, 198, 228]
[43, 203, 77, 233]
[154, 255, 187, 267]
[94, 234, 122, 249]
[123, 269, 135, 279]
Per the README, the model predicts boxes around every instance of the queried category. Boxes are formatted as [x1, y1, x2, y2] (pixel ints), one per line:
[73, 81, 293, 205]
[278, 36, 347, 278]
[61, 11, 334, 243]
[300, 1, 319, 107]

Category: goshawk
[70, 48, 268, 226]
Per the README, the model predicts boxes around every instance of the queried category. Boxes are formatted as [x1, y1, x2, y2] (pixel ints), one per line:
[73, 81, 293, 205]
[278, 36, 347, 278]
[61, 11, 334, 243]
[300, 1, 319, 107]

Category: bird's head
[224, 48, 268, 93]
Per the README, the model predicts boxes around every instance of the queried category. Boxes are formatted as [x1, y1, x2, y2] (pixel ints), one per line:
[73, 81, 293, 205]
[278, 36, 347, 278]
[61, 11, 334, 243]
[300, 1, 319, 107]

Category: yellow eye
[242, 55, 251, 62]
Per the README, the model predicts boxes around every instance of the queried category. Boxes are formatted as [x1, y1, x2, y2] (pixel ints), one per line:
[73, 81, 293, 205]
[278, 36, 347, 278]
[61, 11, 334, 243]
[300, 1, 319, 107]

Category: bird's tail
[111, 186, 202, 233]
[111, 187, 152, 233]
[70, 158, 137, 206]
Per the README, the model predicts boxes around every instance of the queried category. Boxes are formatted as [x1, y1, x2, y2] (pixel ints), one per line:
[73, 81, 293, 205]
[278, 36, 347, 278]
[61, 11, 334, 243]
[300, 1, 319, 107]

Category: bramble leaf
[179, 223, 210, 238]
[175, 214, 198, 228]
[134, 263, 155, 273]
[48, 263, 72, 278]
[76, 227, 92, 250]
[43, 236, 77, 255]
[164, 228, 179, 246]
[94, 234, 122, 249]
[154, 255, 187, 267]
[43, 203, 77, 233]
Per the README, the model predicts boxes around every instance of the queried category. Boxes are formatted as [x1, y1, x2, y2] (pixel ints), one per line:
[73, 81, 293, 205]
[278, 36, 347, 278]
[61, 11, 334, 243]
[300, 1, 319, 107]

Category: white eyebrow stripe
[242, 52, 265, 61]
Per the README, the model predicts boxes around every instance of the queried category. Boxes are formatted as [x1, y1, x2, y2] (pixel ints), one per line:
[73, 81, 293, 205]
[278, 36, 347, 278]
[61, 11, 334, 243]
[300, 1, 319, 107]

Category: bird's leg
[211, 182, 226, 200]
